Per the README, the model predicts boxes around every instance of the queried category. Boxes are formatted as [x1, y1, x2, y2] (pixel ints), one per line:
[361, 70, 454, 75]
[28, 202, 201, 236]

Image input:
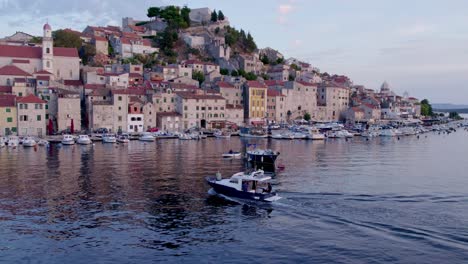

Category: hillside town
[0, 6, 423, 137]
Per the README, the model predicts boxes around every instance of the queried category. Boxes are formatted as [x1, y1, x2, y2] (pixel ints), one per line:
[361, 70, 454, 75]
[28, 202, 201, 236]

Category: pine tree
[218, 10, 225, 20]
[211, 10, 218, 22]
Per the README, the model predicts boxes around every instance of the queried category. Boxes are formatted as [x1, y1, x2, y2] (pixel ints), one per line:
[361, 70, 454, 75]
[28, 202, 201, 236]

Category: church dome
[43, 23, 51, 30]
[380, 81, 390, 91]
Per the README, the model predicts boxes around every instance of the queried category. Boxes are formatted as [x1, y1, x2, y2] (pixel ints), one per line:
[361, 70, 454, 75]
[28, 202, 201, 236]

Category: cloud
[277, 1, 296, 25]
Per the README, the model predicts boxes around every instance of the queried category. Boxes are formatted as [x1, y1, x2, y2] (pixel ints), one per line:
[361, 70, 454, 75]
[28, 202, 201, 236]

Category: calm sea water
[1, 130, 468, 263]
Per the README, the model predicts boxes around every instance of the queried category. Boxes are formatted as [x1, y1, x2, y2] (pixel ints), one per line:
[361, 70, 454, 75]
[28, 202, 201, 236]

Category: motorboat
[206, 170, 281, 202]
[0, 137, 6, 148]
[239, 127, 268, 138]
[271, 133, 283, 139]
[37, 139, 49, 146]
[292, 132, 307, 139]
[139, 132, 155, 142]
[118, 134, 131, 143]
[22, 137, 37, 147]
[380, 128, 397, 137]
[102, 134, 117, 143]
[6, 136, 19, 147]
[178, 133, 194, 140]
[77, 135, 92, 145]
[61, 134, 75, 145]
[222, 150, 242, 158]
[307, 128, 325, 140]
[246, 149, 280, 168]
[214, 130, 231, 138]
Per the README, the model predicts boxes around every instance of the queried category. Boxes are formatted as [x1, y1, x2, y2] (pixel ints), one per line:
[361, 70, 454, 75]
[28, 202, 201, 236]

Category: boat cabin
[226, 171, 273, 193]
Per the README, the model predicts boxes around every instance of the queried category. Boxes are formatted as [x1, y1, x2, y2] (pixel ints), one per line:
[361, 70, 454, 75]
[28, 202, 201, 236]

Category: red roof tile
[0, 45, 78, 58]
[267, 88, 285, 97]
[17, 94, 46, 104]
[112, 89, 147, 95]
[129, 73, 142, 78]
[0, 65, 31, 76]
[34, 70, 53, 75]
[85, 84, 106, 90]
[217, 81, 235, 88]
[54, 47, 79, 57]
[176, 91, 225, 100]
[246, 81, 267, 88]
[157, 111, 181, 117]
[226, 104, 243, 109]
[0, 86, 12, 94]
[296, 81, 317, 87]
[93, 36, 107, 42]
[37, 76, 50, 81]
[12, 59, 30, 64]
[0, 94, 16, 107]
[264, 80, 285, 86]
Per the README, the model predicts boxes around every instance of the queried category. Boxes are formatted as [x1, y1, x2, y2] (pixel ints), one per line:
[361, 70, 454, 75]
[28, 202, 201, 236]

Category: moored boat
[206, 170, 281, 202]
[22, 137, 37, 147]
[102, 134, 117, 143]
[61, 134, 75, 145]
[222, 150, 241, 158]
[139, 132, 155, 142]
[77, 135, 92, 145]
[118, 134, 131, 143]
[6, 136, 19, 147]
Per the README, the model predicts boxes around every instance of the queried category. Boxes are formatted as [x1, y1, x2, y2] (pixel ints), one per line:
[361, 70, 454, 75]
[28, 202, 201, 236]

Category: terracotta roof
[63, 80, 83, 86]
[0, 86, 12, 94]
[89, 88, 110, 96]
[36, 76, 50, 81]
[34, 70, 53, 75]
[296, 81, 317, 87]
[157, 111, 181, 117]
[267, 88, 285, 97]
[361, 103, 379, 109]
[0, 45, 78, 58]
[0, 65, 31, 76]
[12, 59, 30, 64]
[0, 94, 16, 107]
[14, 78, 26, 83]
[93, 101, 113, 106]
[129, 73, 142, 78]
[128, 25, 146, 33]
[93, 36, 107, 42]
[129, 96, 145, 104]
[246, 81, 267, 88]
[17, 94, 46, 104]
[351, 107, 364, 113]
[176, 91, 225, 100]
[217, 81, 235, 89]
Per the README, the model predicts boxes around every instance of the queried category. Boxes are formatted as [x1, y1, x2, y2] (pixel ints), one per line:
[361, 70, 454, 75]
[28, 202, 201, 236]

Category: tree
[449, 112, 462, 120]
[231, 70, 239, 76]
[218, 10, 225, 21]
[245, 32, 257, 52]
[420, 99, 434, 117]
[288, 74, 295, 81]
[30, 36, 42, 44]
[214, 27, 220, 35]
[53, 30, 82, 49]
[304, 112, 311, 121]
[290, 63, 301, 71]
[260, 54, 270, 64]
[220, 68, 229, 75]
[147, 7, 161, 18]
[108, 41, 114, 56]
[211, 10, 218, 22]
[276, 57, 284, 64]
[260, 73, 270, 80]
[192, 70, 205, 86]
[80, 44, 96, 65]
[245, 72, 257, 81]
[181, 6, 191, 28]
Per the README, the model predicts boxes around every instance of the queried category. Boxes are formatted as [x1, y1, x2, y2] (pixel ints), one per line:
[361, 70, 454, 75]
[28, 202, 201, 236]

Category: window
[7, 117, 13, 122]
[134, 107, 137, 112]
[118, 116, 122, 121]
[118, 106, 121, 110]
[131, 117, 136, 121]
[37, 115, 41, 121]
[171, 98, 174, 103]
[163, 98, 166, 103]
[11, 127, 16, 132]
[6, 108, 10, 113]
[130, 125, 133, 129]
[118, 96, 122, 101]
[46, 47, 50, 54]
[18, 92, 23, 97]
[184, 106, 187, 111]
[45, 114, 49, 119]
[136, 117, 142, 121]
[20, 115, 28, 121]
[45, 104, 48, 110]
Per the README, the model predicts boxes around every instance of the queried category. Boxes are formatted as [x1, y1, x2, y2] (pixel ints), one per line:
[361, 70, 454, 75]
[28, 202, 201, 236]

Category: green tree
[304, 112, 311, 121]
[261, 73, 270, 80]
[420, 99, 434, 117]
[53, 30, 82, 49]
[245, 72, 257, 81]
[276, 57, 284, 64]
[108, 41, 114, 56]
[245, 32, 257, 52]
[30, 36, 42, 44]
[218, 10, 225, 21]
[80, 44, 96, 65]
[260, 54, 270, 64]
[181, 6, 191, 28]
[192, 70, 205, 85]
[220, 68, 229, 75]
[290, 63, 301, 71]
[214, 27, 220, 35]
[147, 7, 161, 18]
[211, 10, 218, 22]
[449, 112, 461, 119]
[231, 70, 239, 76]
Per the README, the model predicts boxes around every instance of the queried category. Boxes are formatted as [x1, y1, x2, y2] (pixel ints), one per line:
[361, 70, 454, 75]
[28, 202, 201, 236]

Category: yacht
[102, 134, 117, 143]
[6, 136, 19, 147]
[22, 137, 37, 147]
[77, 135, 92, 145]
[61, 134, 75, 145]
[206, 170, 281, 202]
[139, 132, 155, 142]
[117, 134, 131, 143]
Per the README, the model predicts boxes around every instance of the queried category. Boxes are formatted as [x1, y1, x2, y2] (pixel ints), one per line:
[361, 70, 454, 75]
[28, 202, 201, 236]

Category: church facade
[0, 23, 81, 82]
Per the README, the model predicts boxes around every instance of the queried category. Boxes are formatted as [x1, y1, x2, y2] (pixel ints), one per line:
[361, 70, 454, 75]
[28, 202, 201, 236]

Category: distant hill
[433, 103, 468, 110]
[434, 108, 468, 113]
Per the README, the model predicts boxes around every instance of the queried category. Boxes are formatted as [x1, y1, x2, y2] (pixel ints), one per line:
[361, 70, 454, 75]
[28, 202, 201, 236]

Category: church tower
[42, 23, 54, 73]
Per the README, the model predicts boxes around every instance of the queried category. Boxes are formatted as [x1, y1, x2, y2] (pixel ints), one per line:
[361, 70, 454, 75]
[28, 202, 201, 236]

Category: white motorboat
[102, 134, 117, 143]
[380, 129, 397, 137]
[214, 131, 231, 138]
[62, 134, 75, 145]
[77, 135, 92, 145]
[22, 137, 37, 147]
[0, 137, 7, 148]
[222, 150, 242, 158]
[139, 132, 155, 142]
[307, 128, 325, 140]
[271, 133, 283, 139]
[118, 134, 131, 143]
[6, 136, 19, 147]
[37, 139, 49, 146]
[178, 133, 194, 140]
[206, 170, 281, 202]
[292, 132, 307, 139]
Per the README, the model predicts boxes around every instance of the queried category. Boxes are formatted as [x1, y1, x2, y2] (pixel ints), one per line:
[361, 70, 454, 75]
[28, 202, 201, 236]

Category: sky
[1, 0, 468, 104]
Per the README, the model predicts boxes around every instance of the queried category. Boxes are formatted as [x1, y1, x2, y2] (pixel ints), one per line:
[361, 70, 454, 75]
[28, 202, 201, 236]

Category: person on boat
[229, 149, 233, 154]
[264, 183, 272, 193]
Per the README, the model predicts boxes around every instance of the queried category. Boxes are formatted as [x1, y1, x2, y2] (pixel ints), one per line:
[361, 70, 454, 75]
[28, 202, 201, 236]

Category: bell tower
[42, 22, 54, 73]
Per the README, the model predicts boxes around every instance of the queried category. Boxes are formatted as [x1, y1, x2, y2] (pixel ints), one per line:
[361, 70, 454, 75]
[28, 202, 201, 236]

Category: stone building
[266, 88, 285, 123]
[16, 94, 46, 136]
[244, 81, 267, 125]
[56, 89, 81, 132]
[214, 81, 242, 106]
[175, 91, 226, 130]
[282, 81, 318, 121]
[156, 112, 182, 132]
[0, 94, 17, 135]
[317, 82, 350, 121]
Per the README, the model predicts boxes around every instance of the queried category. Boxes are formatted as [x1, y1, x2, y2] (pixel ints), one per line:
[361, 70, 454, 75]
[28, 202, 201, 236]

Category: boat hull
[205, 177, 279, 202]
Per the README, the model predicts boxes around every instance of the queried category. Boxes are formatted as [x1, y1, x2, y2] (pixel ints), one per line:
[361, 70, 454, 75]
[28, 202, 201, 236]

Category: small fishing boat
[22, 137, 37, 147]
[102, 134, 117, 143]
[61, 134, 75, 145]
[206, 170, 281, 202]
[117, 134, 131, 143]
[76, 135, 92, 145]
[222, 150, 242, 158]
[139, 132, 155, 142]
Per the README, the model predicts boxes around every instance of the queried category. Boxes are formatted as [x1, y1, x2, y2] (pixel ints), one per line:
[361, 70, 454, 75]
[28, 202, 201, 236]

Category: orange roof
[17, 94, 46, 104]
